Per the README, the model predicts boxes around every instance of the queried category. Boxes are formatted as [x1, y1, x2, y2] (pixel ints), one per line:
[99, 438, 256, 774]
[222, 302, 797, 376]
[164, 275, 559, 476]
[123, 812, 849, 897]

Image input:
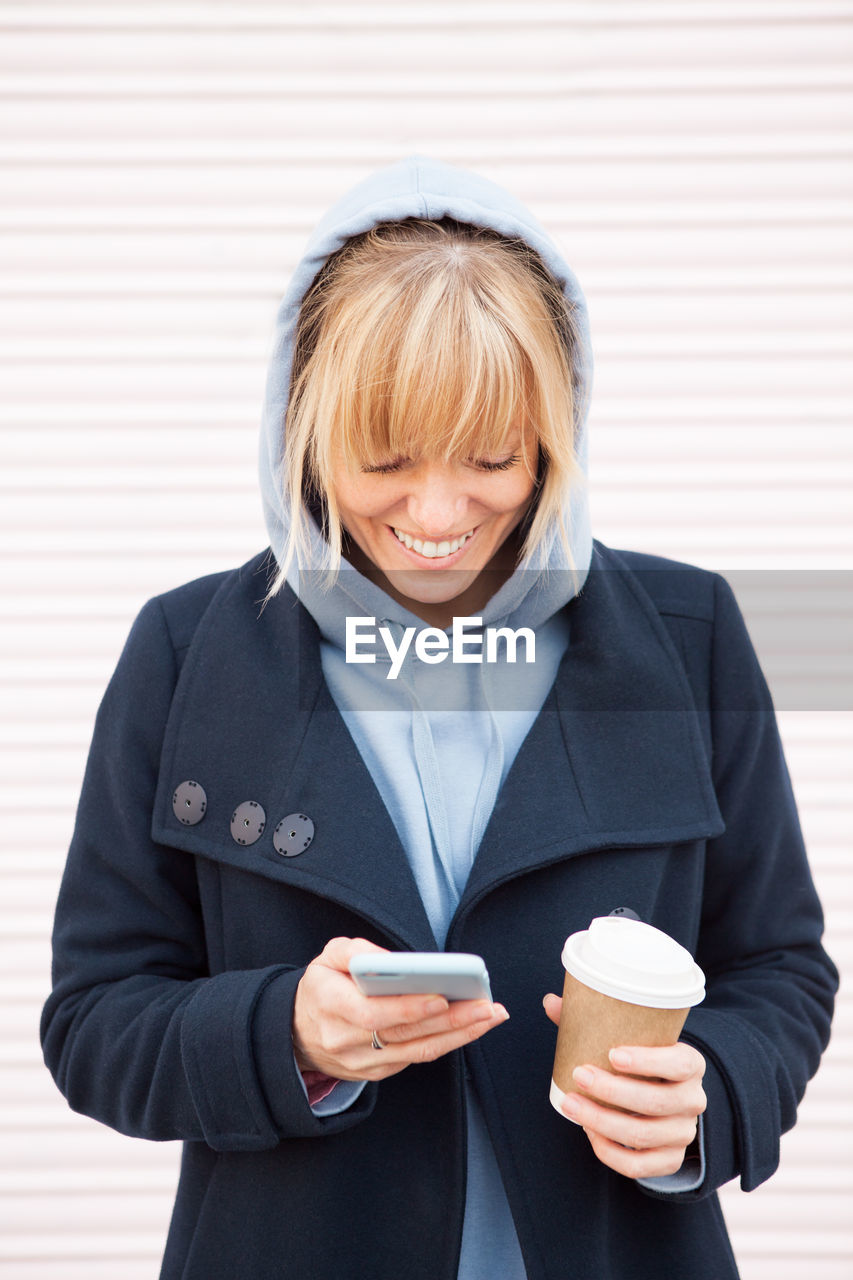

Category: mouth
[390, 526, 476, 562]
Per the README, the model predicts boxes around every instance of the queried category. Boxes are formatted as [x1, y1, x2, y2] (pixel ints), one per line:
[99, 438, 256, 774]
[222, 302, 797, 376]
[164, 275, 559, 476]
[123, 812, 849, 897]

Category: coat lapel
[151, 559, 437, 950]
[456, 542, 725, 912]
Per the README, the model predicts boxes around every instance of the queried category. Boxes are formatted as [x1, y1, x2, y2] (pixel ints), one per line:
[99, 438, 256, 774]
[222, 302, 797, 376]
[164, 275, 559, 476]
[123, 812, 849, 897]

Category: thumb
[320, 936, 390, 973]
[542, 992, 562, 1027]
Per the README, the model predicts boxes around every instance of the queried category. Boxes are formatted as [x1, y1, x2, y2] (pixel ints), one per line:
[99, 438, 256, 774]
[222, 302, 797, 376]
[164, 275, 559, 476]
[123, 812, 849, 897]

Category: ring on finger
[370, 1029, 386, 1051]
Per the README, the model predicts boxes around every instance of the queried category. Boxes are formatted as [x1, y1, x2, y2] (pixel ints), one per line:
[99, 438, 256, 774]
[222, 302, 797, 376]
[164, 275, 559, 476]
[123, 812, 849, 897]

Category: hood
[258, 153, 594, 643]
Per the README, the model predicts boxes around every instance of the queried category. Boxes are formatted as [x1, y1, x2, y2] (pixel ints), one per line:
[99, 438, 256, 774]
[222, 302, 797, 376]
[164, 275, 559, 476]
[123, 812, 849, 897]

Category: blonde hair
[267, 216, 586, 597]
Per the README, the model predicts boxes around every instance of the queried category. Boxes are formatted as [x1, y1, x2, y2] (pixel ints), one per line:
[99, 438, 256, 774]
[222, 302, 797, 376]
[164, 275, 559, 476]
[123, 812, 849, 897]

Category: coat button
[273, 813, 314, 857]
[172, 780, 207, 826]
[231, 800, 266, 846]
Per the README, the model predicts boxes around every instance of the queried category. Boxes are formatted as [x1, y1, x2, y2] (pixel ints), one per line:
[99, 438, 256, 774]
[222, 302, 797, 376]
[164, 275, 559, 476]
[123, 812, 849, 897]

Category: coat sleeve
[40, 596, 377, 1151]
[642, 572, 838, 1202]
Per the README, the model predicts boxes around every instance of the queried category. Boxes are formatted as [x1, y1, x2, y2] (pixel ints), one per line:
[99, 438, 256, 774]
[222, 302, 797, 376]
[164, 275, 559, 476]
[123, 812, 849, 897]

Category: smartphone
[348, 952, 493, 1002]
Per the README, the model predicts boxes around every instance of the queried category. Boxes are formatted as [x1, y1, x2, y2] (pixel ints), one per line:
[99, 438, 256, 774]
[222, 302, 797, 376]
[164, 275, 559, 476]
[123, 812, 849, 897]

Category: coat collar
[152, 543, 724, 951]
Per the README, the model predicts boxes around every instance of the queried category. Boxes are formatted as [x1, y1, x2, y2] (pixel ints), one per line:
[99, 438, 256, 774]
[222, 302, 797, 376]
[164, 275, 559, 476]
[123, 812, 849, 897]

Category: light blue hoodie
[258, 155, 595, 1278]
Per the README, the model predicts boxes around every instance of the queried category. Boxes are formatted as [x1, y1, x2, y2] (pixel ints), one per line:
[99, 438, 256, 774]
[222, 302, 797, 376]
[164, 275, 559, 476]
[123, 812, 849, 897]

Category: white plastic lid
[561, 917, 705, 1009]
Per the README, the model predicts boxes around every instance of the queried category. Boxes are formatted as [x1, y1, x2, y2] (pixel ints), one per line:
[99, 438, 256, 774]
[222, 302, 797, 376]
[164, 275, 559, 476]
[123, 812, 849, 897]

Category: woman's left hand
[543, 993, 707, 1180]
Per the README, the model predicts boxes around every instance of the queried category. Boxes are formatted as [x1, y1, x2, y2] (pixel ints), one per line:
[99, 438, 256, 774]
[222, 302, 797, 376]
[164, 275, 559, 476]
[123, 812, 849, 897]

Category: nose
[404, 463, 468, 537]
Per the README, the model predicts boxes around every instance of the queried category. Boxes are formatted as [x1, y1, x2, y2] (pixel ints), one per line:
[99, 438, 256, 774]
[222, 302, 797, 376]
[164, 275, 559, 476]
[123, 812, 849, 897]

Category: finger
[320, 936, 390, 973]
[562, 1089, 698, 1152]
[571, 1064, 705, 1120]
[350, 991, 454, 1032]
[542, 993, 562, 1026]
[309, 941, 454, 1028]
[380, 1000, 508, 1045]
[296, 960, 450, 1068]
[583, 1128, 689, 1181]
[348, 1008, 512, 1080]
[327, 1005, 511, 1083]
[384, 1005, 510, 1066]
[607, 1044, 705, 1084]
[301, 958, 446, 1032]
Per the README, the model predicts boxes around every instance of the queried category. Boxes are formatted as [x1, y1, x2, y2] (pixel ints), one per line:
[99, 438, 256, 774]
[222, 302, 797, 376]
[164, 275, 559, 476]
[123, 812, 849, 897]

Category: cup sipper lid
[561, 917, 705, 1009]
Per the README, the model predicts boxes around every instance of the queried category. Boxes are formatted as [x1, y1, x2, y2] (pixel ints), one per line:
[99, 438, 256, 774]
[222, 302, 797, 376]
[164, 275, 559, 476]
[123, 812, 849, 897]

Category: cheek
[360, 504, 400, 527]
[336, 485, 397, 525]
[488, 477, 537, 519]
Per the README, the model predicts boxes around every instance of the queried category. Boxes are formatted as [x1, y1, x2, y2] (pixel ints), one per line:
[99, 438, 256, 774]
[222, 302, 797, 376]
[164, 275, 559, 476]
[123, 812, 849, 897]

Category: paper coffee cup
[550, 916, 705, 1118]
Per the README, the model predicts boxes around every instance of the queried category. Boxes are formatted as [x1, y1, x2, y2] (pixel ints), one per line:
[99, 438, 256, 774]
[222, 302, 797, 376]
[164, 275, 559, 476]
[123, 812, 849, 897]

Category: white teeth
[393, 528, 474, 558]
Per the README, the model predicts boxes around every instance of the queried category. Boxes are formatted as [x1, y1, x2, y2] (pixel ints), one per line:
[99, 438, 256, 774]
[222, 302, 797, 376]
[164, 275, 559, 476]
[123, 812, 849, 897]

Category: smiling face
[267, 217, 585, 615]
[329, 429, 540, 626]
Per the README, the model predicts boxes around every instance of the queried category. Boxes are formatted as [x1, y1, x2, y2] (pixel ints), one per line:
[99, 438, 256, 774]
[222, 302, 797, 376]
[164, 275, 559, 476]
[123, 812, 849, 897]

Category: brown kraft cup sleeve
[552, 971, 689, 1109]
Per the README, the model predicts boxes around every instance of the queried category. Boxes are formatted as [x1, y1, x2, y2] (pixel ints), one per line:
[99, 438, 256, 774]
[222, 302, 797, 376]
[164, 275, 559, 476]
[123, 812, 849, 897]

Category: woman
[42, 156, 837, 1280]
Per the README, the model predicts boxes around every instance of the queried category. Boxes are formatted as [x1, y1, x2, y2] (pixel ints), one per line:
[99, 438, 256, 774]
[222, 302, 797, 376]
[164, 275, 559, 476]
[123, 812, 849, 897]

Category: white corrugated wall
[2, 3, 851, 1276]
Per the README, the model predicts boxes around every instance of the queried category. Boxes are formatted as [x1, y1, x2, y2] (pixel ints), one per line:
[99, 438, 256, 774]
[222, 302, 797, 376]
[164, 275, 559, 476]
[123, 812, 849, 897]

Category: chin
[385, 569, 479, 607]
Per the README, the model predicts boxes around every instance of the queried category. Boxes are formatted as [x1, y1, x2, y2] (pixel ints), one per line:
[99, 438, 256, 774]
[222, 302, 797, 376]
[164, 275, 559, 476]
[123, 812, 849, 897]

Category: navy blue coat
[41, 540, 838, 1280]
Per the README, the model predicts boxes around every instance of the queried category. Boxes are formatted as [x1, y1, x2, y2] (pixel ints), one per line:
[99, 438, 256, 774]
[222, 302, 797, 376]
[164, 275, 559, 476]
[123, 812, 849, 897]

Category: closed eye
[360, 456, 411, 475]
[470, 454, 522, 472]
[361, 453, 522, 475]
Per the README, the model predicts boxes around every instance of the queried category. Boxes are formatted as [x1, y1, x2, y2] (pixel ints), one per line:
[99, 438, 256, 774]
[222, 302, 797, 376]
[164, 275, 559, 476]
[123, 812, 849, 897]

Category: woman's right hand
[292, 937, 510, 1082]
